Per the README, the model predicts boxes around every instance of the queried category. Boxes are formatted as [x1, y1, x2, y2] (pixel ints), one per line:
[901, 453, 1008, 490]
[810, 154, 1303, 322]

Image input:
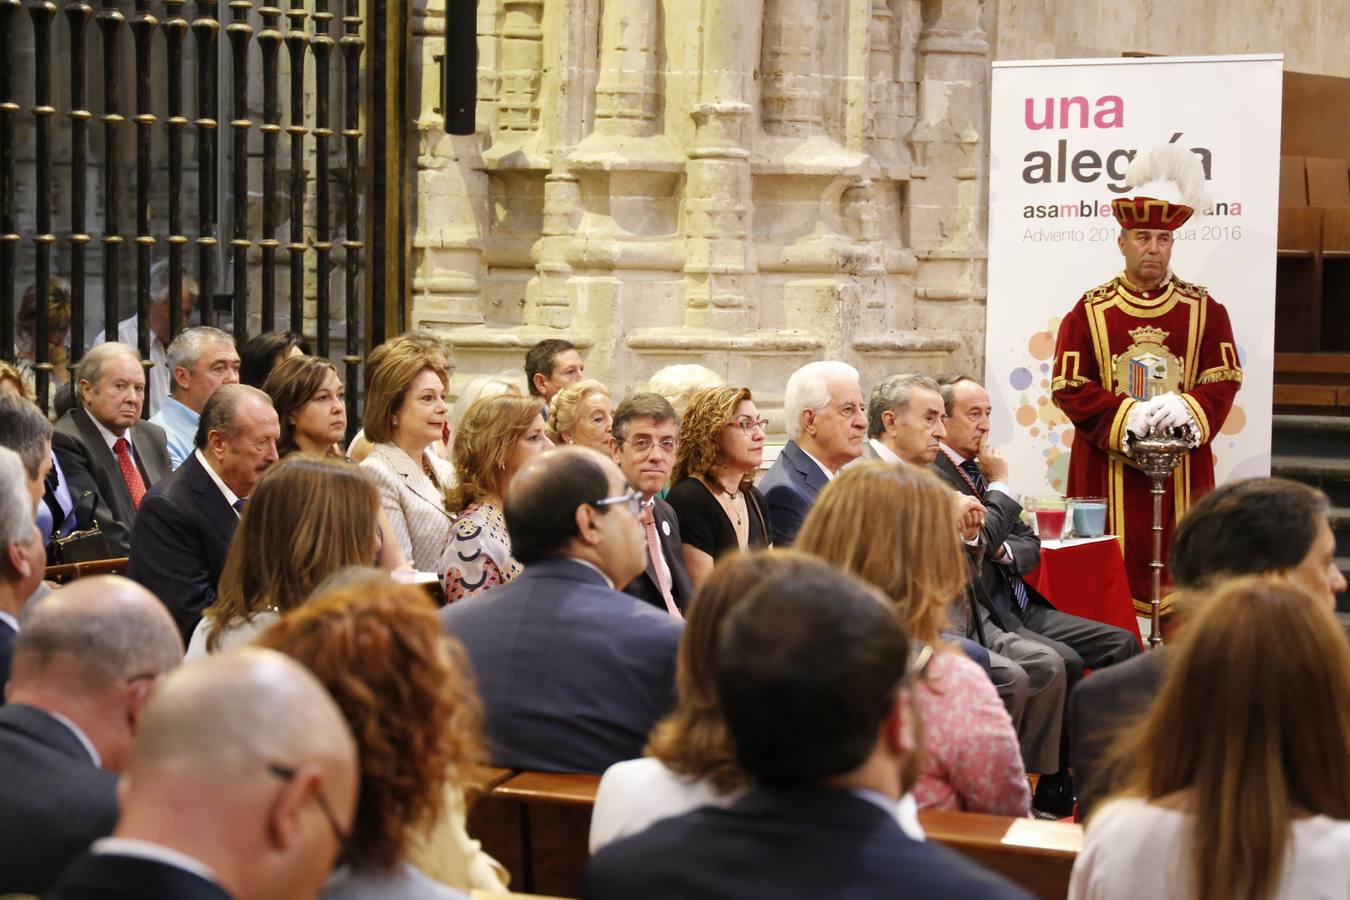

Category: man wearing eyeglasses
[46, 647, 358, 900]
[0, 576, 183, 896]
[441, 446, 683, 774]
[611, 393, 694, 618]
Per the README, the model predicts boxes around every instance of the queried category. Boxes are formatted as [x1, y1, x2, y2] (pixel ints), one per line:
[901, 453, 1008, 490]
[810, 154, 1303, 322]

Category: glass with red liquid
[1031, 496, 1067, 540]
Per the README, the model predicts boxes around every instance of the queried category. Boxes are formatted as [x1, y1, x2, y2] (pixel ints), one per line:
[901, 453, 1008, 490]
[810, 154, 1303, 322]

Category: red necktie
[114, 438, 147, 509]
[640, 505, 682, 619]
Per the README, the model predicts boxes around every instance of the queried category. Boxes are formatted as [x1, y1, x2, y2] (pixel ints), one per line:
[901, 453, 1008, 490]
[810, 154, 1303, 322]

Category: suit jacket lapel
[384, 446, 452, 520]
[74, 408, 134, 518]
[131, 425, 167, 484]
[932, 452, 977, 498]
[186, 455, 240, 547]
[785, 441, 829, 496]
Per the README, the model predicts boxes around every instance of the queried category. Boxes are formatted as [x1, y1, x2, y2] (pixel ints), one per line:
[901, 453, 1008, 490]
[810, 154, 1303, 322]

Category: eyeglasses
[268, 763, 351, 855]
[589, 490, 647, 516]
[621, 436, 678, 455]
[727, 417, 769, 434]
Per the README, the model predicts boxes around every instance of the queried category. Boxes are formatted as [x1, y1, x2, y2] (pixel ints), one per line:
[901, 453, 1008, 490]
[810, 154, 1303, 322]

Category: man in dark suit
[611, 393, 694, 616]
[1071, 477, 1348, 817]
[128, 384, 280, 642]
[52, 342, 172, 555]
[932, 375, 1140, 814]
[47, 647, 359, 900]
[758, 360, 868, 545]
[0, 446, 48, 700]
[0, 576, 183, 895]
[442, 446, 683, 773]
[585, 558, 1031, 900]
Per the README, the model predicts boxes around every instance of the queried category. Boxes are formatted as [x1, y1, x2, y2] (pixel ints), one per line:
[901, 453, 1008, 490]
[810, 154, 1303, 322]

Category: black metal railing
[0, 0, 393, 426]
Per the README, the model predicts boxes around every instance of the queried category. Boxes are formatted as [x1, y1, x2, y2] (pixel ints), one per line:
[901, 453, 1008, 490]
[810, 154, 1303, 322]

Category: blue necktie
[961, 459, 1029, 611]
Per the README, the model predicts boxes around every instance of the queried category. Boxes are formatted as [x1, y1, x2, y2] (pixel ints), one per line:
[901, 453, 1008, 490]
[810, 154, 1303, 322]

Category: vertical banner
[986, 54, 1281, 497]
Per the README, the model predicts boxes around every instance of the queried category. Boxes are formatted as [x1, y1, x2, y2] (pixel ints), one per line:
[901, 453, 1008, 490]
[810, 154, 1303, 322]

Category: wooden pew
[919, 809, 1082, 900]
[43, 556, 130, 584]
[472, 771, 1084, 900]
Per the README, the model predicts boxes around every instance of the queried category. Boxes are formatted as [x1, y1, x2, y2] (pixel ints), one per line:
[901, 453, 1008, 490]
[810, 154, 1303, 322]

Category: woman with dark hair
[186, 455, 382, 658]
[796, 461, 1030, 816]
[589, 549, 927, 853]
[263, 354, 348, 457]
[1069, 576, 1350, 900]
[439, 394, 551, 602]
[666, 386, 773, 587]
[239, 330, 310, 387]
[257, 581, 508, 896]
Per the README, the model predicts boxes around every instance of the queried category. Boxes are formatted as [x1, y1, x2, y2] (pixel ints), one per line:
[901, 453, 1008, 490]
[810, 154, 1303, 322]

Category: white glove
[1126, 400, 1153, 438]
[1146, 392, 1194, 431]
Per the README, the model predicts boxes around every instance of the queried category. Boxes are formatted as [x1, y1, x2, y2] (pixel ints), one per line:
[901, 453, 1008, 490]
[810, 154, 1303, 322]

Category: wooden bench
[43, 556, 130, 584]
[469, 771, 1083, 900]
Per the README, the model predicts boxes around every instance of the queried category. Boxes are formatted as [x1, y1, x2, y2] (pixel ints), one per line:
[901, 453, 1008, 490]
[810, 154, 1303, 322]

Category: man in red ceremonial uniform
[1052, 154, 1242, 616]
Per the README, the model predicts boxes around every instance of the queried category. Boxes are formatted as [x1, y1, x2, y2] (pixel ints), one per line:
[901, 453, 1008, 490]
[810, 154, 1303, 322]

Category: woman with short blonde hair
[189, 455, 381, 657]
[1069, 576, 1350, 900]
[546, 378, 613, 454]
[796, 461, 1030, 816]
[359, 341, 455, 570]
[439, 394, 551, 602]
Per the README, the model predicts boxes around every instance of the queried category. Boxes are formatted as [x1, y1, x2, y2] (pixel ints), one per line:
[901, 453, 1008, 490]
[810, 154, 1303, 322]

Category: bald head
[505, 446, 614, 563]
[11, 576, 182, 694]
[118, 648, 358, 900]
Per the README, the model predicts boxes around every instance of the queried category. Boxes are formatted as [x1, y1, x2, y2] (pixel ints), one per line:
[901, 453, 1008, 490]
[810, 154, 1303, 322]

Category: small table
[1023, 536, 1143, 647]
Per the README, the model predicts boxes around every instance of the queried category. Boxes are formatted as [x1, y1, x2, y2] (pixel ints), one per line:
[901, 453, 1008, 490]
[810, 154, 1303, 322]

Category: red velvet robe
[1051, 273, 1242, 614]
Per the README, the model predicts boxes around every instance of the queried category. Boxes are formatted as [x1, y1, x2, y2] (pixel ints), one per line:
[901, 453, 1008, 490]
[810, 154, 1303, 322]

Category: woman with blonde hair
[359, 341, 455, 570]
[589, 548, 927, 853]
[796, 461, 1030, 816]
[666, 386, 772, 586]
[439, 393, 552, 602]
[547, 378, 613, 454]
[256, 581, 508, 896]
[186, 455, 382, 658]
[0, 360, 32, 400]
[1069, 576, 1350, 900]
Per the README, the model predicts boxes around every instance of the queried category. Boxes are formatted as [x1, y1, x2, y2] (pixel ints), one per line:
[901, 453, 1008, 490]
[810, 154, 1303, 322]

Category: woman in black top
[666, 386, 774, 586]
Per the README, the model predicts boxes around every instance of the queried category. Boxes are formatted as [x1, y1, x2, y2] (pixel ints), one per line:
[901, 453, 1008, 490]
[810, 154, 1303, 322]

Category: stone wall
[410, 0, 992, 419]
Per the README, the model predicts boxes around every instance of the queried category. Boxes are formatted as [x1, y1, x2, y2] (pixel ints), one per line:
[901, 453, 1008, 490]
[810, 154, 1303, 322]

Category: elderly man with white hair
[0, 446, 47, 701]
[757, 360, 868, 546]
[89, 259, 201, 417]
[149, 326, 241, 469]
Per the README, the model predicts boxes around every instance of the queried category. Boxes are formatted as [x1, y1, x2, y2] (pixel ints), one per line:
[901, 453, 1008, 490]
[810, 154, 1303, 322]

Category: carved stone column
[497, 0, 543, 133]
[592, 0, 659, 137]
[760, 0, 824, 136]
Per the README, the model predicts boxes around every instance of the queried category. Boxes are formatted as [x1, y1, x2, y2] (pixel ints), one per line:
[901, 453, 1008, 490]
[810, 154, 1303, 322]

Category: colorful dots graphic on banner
[1009, 367, 1033, 391]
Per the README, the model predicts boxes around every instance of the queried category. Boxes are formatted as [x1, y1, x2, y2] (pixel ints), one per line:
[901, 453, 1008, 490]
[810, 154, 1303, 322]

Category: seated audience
[359, 341, 455, 570]
[797, 461, 1031, 816]
[46, 647, 358, 900]
[526, 338, 585, 405]
[1070, 477, 1348, 817]
[348, 333, 455, 464]
[53, 342, 172, 554]
[441, 447, 682, 773]
[584, 559, 1030, 900]
[188, 455, 382, 659]
[441, 394, 549, 602]
[548, 378, 614, 454]
[149, 326, 241, 469]
[666, 386, 773, 586]
[15, 276, 72, 408]
[0, 447, 46, 699]
[258, 581, 507, 896]
[128, 384, 280, 642]
[264, 355, 350, 458]
[611, 393, 692, 616]
[88, 259, 199, 416]
[239, 329, 310, 388]
[1068, 577, 1350, 900]
[0, 576, 182, 895]
[644, 364, 724, 420]
[591, 549, 927, 853]
[0, 359, 30, 399]
[0, 392, 86, 545]
[757, 360, 866, 545]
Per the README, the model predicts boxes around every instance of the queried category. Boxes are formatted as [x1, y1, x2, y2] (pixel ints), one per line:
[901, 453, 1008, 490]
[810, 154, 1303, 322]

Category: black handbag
[45, 489, 116, 565]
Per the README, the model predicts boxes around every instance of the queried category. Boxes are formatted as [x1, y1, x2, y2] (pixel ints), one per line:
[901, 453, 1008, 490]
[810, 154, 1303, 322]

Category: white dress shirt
[800, 446, 838, 482]
[868, 438, 902, 464]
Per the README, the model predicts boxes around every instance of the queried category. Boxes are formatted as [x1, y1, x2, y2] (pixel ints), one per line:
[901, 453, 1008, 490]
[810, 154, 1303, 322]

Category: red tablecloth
[1023, 537, 1143, 647]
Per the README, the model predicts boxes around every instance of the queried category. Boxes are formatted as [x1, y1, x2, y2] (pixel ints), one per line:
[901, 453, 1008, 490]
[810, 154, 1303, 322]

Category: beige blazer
[361, 443, 455, 572]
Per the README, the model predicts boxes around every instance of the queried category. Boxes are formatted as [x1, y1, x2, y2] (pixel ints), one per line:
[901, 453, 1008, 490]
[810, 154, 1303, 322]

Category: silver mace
[1128, 426, 1193, 648]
